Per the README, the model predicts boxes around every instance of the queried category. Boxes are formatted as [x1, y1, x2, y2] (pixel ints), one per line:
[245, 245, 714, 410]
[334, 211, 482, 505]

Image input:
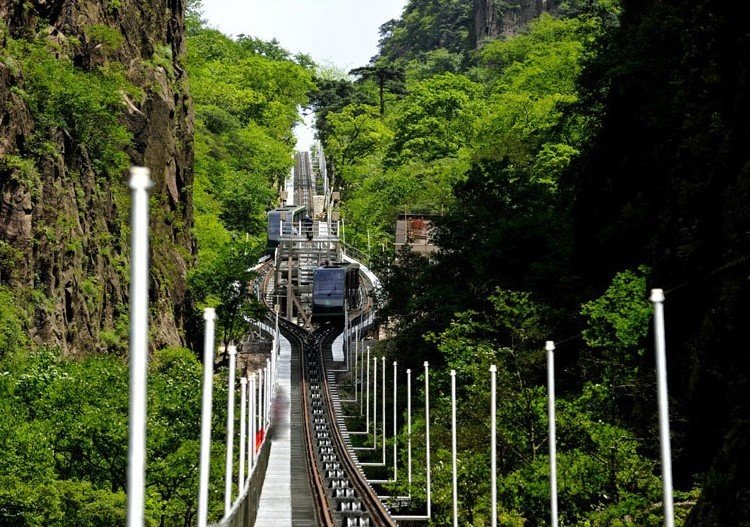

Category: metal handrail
[207, 440, 271, 527]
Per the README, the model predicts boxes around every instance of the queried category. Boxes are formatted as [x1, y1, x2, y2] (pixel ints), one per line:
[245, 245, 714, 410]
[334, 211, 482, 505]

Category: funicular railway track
[274, 314, 396, 527]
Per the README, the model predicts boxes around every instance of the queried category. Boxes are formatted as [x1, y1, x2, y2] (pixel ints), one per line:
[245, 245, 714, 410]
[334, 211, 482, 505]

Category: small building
[394, 213, 438, 255]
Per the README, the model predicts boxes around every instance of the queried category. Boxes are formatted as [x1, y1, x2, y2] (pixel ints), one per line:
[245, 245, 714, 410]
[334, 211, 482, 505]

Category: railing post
[259, 368, 265, 443]
[651, 289, 675, 527]
[249, 373, 256, 472]
[354, 326, 359, 403]
[490, 364, 497, 527]
[197, 308, 216, 527]
[266, 358, 272, 426]
[451, 370, 458, 527]
[239, 377, 247, 494]
[373, 356, 378, 448]
[364, 345, 370, 427]
[127, 167, 153, 527]
[407, 368, 412, 487]
[547, 341, 558, 527]
[393, 361, 398, 480]
[425, 361, 431, 518]
[224, 344, 237, 515]
[257, 368, 262, 449]
[382, 356, 386, 464]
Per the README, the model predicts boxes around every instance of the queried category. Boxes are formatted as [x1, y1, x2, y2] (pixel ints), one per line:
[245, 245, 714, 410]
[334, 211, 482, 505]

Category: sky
[200, 0, 408, 150]
[200, 0, 408, 71]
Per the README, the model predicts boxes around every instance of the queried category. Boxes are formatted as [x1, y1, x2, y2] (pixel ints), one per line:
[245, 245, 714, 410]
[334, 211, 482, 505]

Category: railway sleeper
[328, 478, 352, 490]
[328, 477, 352, 490]
[334, 488, 356, 498]
[338, 501, 363, 512]
[344, 515, 371, 526]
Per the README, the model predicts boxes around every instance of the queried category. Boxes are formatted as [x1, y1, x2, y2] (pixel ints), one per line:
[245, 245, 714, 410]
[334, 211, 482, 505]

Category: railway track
[275, 316, 396, 527]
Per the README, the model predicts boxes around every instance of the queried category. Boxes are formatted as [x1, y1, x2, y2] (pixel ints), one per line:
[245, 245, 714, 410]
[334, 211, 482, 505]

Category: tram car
[312, 263, 360, 321]
[267, 205, 306, 250]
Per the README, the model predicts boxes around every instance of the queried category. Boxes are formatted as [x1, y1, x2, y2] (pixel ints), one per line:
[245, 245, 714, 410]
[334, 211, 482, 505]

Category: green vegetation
[0, 346, 229, 526]
[186, 3, 313, 345]
[10, 38, 134, 179]
[320, 0, 728, 524]
[0, 3, 310, 524]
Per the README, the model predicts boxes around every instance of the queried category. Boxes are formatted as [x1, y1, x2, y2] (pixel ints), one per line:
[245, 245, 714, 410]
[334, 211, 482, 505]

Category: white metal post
[547, 341, 558, 527]
[271, 334, 279, 385]
[354, 328, 359, 400]
[127, 167, 153, 527]
[266, 358, 272, 426]
[249, 374, 256, 472]
[224, 345, 237, 515]
[373, 356, 378, 448]
[197, 308, 216, 527]
[267, 362, 272, 426]
[651, 289, 675, 527]
[263, 366, 268, 430]
[364, 345, 370, 426]
[255, 370, 266, 452]
[343, 302, 349, 366]
[259, 368, 265, 443]
[451, 370, 458, 527]
[393, 361, 398, 480]
[382, 356, 386, 463]
[239, 378, 247, 494]
[490, 365, 497, 527]
[407, 368, 412, 487]
[425, 361, 432, 518]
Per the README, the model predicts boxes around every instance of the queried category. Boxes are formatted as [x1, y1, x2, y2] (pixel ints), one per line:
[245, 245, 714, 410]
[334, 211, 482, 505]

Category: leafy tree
[387, 72, 480, 166]
[325, 104, 394, 177]
[581, 266, 652, 397]
[384, 288, 668, 526]
[349, 63, 407, 116]
[189, 237, 266, 348]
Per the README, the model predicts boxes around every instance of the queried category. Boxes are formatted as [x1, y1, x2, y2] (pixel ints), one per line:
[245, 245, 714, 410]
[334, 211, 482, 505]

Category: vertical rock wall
[0, 0, 194, 354]
[472, 0, 558, 47]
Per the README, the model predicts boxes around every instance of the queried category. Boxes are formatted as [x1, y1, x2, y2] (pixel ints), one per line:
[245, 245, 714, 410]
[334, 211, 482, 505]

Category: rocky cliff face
[0, 0, 193, 354]
[472, 0, 557, 46]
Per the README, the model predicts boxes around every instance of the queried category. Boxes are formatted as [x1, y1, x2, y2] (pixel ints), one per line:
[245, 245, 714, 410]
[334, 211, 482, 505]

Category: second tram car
[312, 263, 360, 321]
[267, 205, 306, 250]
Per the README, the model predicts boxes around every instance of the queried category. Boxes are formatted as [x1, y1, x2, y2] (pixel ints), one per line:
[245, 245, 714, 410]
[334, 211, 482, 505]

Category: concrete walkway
[255, 334, 293, 524]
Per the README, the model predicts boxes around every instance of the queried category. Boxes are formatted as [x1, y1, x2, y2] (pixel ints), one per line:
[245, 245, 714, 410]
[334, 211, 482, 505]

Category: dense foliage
[186, 3, 313, 347]
[0, 2, 310, 524]
[317, 0, 750, 523]
[0, 347, 229, 526]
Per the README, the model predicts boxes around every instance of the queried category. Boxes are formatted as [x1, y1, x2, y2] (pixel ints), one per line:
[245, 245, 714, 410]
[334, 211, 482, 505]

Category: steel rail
[315, 329, 397, 527]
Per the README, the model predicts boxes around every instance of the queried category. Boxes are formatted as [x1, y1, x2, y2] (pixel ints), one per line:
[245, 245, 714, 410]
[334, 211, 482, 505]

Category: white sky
[200, 0, 407, 150]
[200, 0, 408, 71]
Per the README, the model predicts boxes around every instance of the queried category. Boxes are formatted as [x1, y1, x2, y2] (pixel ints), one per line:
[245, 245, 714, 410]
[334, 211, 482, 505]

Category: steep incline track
[276, 317, 396, 527]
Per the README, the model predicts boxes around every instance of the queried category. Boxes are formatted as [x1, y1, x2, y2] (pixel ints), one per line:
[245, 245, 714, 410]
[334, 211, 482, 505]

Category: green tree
[387, 72, 480, 166]
[349, 63, 407, 116]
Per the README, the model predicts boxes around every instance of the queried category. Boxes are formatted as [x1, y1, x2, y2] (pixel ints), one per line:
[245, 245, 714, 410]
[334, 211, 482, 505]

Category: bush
[0, 287, 27, 360]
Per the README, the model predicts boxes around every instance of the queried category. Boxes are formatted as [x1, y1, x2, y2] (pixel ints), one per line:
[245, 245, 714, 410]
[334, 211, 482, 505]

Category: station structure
[270, 143, 342, 327]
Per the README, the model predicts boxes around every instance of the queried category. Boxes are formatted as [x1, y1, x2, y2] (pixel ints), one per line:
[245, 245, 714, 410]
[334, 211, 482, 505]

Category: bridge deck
[255, 333, 316, 526]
